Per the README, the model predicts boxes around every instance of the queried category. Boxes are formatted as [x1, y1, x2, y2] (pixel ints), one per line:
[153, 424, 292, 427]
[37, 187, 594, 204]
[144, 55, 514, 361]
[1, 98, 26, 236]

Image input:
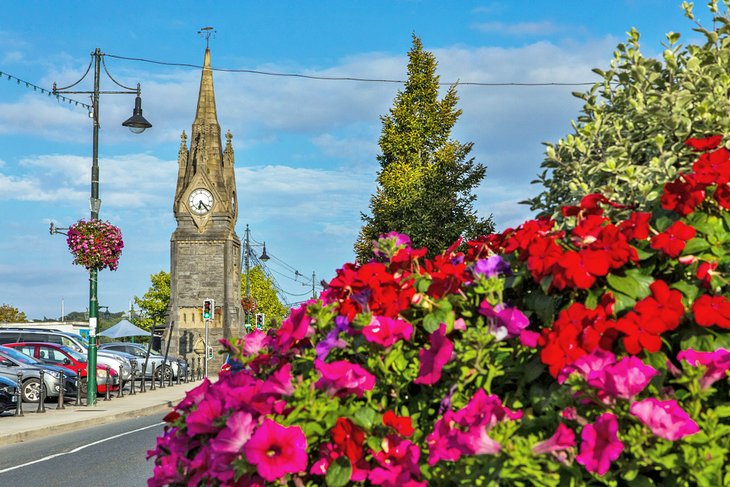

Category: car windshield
[0, 346, 41, 365]
[61, 346, 87, 362]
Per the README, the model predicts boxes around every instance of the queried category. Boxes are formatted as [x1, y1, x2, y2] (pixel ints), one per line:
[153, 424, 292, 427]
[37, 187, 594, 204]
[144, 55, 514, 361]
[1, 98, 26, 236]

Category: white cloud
[472, 20, 566, 36]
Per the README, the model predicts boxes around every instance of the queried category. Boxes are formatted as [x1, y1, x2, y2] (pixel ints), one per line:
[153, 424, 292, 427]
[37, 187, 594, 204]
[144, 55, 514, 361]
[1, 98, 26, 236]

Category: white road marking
[0, 422, 164, 474]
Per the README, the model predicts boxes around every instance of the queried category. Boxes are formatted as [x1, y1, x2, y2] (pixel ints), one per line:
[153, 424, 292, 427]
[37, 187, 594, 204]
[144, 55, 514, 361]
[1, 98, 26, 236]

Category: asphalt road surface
[0, 412, 165, 487]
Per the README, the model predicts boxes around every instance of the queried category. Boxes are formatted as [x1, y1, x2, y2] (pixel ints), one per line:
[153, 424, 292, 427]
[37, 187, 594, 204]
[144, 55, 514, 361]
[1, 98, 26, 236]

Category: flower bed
[66, 219, 124, 271]
[149, 137, 729, 486]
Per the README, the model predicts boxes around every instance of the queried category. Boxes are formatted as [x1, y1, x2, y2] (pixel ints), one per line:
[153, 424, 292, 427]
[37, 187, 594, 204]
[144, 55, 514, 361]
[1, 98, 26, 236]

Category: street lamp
[53, 48, 151, 406]
[242, 224, 270, 330]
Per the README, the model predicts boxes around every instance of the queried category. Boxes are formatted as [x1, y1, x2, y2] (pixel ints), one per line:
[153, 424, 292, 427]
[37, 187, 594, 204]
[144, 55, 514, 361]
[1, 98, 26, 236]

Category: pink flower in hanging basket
[66, 219, 124, 271]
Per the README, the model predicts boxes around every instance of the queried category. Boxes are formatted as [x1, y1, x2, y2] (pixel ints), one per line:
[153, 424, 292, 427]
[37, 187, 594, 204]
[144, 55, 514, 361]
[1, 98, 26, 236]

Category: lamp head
[259, 243, 270, 262]
[122, 95, 152, 134]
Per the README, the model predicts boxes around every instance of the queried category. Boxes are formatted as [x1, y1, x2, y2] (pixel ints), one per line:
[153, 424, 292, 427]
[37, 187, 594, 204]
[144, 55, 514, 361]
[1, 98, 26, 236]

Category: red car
[5, 342, 118, 395]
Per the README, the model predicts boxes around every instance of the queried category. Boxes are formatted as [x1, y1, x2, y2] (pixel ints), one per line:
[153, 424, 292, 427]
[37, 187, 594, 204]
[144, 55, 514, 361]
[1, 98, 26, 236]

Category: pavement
[0, 376, 216, 446]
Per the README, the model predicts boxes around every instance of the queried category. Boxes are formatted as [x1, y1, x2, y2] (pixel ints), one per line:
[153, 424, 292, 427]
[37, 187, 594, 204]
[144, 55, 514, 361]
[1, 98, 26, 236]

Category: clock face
[188, 188, 214, 215]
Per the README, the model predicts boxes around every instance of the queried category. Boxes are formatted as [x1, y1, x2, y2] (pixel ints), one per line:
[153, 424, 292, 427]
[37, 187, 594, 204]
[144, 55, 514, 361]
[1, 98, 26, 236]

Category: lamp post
[53, 48, 151, 406]
[242, 224, 270, 331]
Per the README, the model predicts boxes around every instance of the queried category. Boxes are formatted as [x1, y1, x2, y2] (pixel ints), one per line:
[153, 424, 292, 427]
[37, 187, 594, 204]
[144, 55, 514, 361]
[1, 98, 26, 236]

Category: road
[0, 412, 165, 487]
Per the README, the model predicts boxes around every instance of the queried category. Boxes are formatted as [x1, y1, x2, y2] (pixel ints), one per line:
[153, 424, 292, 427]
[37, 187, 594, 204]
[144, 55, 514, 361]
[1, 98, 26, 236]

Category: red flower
[692, 294, 730, 329]
[422, 253, 469, 299]
[589, 225, 638, 269]
[684, 135, 723, 151]
[332, 418, 366, 463]
[715, 183, 730, 210]
[634, 280, 685, 333]
[661, 175, 705, 216]
[383, 410, 415, 437]
[697, 262, 718, 289]
[555, 249, 610, 290]
[526, 236, 563, 282]
[618, 212, 651, 241]
[650, 221, 696, 258]
[692, 147, 730, 185]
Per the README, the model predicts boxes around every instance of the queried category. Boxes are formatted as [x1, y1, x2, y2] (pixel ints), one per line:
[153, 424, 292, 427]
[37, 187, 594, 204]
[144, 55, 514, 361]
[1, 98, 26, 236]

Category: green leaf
[607, 269, 654, 300]
[714, 405, 730, 418]
[325, 456, 352, 487]
[683, 238, 711, 255]
[522, 289, 555, 324]
[423, 312, 441, 333]
[353, 407, 377, 429]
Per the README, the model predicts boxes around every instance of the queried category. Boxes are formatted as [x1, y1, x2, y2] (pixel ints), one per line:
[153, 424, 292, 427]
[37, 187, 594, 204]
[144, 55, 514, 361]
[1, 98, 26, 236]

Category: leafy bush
[149, 137, 728, 486]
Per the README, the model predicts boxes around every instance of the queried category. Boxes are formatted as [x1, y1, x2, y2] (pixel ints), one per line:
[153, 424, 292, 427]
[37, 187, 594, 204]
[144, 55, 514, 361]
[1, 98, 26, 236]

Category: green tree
[525, 1, 730, 217]
[134, 270, 170, 331]
[0, 304, 27, 322]
[241, 265, 288, 326]
[355, 35, 493, 261]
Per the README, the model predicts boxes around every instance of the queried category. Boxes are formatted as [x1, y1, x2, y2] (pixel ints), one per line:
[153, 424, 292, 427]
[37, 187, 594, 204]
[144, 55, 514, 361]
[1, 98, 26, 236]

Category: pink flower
[362, 315, 413, 347]
[479, 302, 530, 339]
[275, 301, 315, 351]
[242, 329, 269, 355]
[369, 435, 425, 487]
[558, 349, 616, 384]
[209, 410, 256, 455]
[587, 356, 658, 400]
[185, 395, 223, 436]
[315, 359, 376, 397]
[533, 423, 576, 455]
[414, 324, 453, 385]
[519, 330, 540, 348]
[677, 348, 730, 389]
[630, 398, 700, 441]
[244, 418, 308, 481]
[576, 413, 624, 476]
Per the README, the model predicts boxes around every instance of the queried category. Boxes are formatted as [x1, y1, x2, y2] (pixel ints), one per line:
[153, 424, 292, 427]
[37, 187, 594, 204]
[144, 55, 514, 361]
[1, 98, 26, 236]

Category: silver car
[99, 342, 187, 380]
[0, 347, 72, 402]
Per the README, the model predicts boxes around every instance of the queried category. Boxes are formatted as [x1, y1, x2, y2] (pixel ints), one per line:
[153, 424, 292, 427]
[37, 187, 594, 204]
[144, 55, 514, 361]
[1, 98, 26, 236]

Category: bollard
[176, 364, 181, 386]
[197, 357, 202, 381]
[168, 364, 174, 387]
[14, 372, 23, 417]
[129, 369, 136, 395]
[140, 366, 146, 393]
[36, 370, 46, 413]
[57, 371, 66, 409]
[103, 366, 111, 401]
[75, 375, 83, 406]
[158, 363, 165, 389]
[117, 365, 124, 398]
[150, 362, 156, 391]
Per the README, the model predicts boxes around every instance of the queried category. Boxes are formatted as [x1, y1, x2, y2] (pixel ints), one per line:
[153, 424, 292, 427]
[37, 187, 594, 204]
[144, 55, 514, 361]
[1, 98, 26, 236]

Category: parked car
[0, 347, 77, 402]
[0, 328, 133, 383]
[0, 376, 18, 412]
[4, 342, 119, 395]
[100, 342, 187, 380]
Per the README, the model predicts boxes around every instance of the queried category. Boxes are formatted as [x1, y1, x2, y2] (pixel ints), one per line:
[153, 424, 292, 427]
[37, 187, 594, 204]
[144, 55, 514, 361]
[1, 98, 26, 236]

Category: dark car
[0, 376, 17, 412]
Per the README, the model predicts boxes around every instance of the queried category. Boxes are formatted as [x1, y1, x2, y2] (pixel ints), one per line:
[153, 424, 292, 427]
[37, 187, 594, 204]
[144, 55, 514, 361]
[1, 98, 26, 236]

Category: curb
[0, 401, 174, 447]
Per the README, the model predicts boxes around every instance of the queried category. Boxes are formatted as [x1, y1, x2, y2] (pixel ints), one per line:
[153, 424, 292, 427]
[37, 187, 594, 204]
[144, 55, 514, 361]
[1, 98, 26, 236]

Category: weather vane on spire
[197, 26, 216, 48]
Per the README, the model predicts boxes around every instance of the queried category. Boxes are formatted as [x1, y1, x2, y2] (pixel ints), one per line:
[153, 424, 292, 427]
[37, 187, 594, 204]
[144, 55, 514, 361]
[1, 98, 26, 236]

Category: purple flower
[373, 232, 412, 259]
[677, 348, 730, 389]
[630, 398, 700, 441]
[472, 255, 511, 278]
[479, 302, 529, 340]
[414, 324, 453, 385]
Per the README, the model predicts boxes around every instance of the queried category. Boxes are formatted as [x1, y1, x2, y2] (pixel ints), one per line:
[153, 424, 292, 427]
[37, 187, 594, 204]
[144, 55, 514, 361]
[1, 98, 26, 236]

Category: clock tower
[167, 47, 242, 368]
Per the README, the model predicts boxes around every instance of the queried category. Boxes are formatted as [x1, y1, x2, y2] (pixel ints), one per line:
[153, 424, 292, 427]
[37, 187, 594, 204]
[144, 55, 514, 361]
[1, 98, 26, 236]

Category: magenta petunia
[576, 413, 624, 476]
[209, 410, 256, 455]
[362, 315, 413, 347]
[558, 349, 616, 384]
[677, 348, 730, 389]
[414, 324, 454, 385]
[315, 359, 376, 397]
[185, 395, 223, 436]
[587, 356, 658, 400]
[479, 302, 530, 340]
[533, 423, 576, 455]
[244, 418, 308, 481]
[630, 398, 700, 441]
[369, 435, 425, 486]
[275, 301, 315, 351]
[242, 329, 270, 355]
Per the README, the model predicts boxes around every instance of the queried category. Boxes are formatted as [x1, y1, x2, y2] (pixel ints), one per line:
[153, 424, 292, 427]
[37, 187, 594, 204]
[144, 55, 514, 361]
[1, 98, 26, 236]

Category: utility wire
[105, 53, 596, 87]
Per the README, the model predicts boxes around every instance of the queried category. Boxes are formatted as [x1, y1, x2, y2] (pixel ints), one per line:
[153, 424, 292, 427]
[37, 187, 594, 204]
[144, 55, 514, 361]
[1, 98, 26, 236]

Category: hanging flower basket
[240, 296, 257, 312]
[66, 219, 124, 271]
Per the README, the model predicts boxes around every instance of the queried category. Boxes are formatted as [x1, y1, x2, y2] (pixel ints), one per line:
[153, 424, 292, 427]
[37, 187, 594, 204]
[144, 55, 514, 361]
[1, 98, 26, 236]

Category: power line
[105, 53, 596, 87]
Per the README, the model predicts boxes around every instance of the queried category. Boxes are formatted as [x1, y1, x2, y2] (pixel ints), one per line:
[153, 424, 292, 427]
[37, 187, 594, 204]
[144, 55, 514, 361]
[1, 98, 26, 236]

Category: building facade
[167, 47, 242, 370]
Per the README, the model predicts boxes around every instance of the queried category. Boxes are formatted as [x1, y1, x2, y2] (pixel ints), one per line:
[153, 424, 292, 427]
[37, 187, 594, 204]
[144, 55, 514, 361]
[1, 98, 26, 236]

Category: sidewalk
[0, 376, 214, 446]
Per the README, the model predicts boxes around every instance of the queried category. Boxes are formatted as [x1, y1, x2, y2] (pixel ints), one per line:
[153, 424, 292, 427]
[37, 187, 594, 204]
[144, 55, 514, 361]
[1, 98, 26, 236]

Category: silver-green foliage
[525, 1, 730, 216]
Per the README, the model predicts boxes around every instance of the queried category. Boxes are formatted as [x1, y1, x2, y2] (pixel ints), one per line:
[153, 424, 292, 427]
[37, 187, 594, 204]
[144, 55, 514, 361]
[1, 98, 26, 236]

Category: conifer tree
[355, 35, 493, 260]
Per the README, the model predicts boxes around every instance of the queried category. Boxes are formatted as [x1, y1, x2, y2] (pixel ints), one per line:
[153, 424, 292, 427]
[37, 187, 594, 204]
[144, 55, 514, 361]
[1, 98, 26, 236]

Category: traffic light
[203, 298, 215, 320]
[255, 313, 265, 329]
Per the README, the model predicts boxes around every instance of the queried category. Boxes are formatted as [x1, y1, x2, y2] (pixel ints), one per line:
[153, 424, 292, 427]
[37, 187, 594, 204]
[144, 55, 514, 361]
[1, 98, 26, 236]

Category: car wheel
[154, 365, 173, 382]
[22, 378, 41, 403]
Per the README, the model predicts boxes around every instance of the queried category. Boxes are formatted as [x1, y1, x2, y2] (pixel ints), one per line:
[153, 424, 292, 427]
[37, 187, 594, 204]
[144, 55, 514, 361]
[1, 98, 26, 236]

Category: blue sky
[0, 1, 708, 319]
